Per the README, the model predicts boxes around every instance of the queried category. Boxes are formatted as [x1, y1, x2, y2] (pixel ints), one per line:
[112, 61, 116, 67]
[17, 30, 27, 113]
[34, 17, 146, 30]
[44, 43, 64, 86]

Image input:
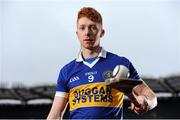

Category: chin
[82, 43, 100, 50]
[85, 46, 94, 50]
[85, 46, 100, 50]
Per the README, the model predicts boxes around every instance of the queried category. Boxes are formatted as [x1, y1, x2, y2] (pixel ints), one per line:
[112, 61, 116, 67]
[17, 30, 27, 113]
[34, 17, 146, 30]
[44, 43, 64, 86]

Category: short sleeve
[55, 68, 69, 98]
[128, 61, 140, 80]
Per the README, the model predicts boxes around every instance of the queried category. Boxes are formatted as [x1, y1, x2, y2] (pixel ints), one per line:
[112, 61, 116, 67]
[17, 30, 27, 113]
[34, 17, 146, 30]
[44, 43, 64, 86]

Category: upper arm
[47, 67, 69, 119]
[47, 96, 68, 119]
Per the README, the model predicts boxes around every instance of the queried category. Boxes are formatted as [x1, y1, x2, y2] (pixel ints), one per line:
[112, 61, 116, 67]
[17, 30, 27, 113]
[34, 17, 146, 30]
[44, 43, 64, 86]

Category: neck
[81, 47, 102, 59]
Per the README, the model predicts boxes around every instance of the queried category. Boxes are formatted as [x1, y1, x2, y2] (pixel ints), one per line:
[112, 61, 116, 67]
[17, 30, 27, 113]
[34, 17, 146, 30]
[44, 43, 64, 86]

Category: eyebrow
[79, 24, 96, 27]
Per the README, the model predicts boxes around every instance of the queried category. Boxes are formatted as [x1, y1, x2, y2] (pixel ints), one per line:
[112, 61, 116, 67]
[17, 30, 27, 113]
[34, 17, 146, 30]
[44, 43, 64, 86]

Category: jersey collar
[76, 47, 107, 62]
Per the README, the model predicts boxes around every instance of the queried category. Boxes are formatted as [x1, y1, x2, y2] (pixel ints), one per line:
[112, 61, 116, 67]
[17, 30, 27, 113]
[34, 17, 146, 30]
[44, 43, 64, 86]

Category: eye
[79, 26, 85, 30]
[91, 25, 97, 31]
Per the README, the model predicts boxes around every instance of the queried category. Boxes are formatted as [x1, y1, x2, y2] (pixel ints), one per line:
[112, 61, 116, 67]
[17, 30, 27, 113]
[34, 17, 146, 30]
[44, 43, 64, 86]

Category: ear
[100, 29, 105, 37]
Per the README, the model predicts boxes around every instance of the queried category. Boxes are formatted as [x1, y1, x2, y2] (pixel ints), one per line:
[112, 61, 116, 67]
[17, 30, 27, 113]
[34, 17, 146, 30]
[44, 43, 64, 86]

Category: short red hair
[77, 7, 103, 25]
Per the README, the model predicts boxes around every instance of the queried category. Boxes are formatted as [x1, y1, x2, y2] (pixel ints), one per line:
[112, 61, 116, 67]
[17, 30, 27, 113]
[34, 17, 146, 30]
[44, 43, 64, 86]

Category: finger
[130, 103, 135, 110]
[133, 109, 141, 115]
[133, 108, 145, 115]
[133, 106, 148, 115]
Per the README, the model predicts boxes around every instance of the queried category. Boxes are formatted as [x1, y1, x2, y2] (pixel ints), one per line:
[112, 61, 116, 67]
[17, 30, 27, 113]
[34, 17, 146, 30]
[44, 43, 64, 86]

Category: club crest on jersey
[103, 70, 113, 79]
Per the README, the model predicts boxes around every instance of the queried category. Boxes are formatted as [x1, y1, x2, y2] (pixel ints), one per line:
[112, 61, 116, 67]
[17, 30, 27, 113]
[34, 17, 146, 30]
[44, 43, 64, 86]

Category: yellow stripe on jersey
[69, 82, 124, 111]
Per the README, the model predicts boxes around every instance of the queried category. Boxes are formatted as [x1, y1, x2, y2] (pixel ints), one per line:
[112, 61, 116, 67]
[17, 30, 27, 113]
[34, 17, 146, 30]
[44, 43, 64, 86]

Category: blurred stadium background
[0, 75, 180, 119]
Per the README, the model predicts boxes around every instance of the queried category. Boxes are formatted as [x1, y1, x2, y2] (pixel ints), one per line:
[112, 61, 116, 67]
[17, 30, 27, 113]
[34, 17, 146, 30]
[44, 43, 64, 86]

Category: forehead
[77, 17, 101, 26]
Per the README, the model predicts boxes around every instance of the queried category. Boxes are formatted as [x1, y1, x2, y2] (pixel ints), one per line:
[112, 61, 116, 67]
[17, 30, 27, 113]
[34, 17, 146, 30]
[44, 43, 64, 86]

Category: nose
[84, 27, 91, 36]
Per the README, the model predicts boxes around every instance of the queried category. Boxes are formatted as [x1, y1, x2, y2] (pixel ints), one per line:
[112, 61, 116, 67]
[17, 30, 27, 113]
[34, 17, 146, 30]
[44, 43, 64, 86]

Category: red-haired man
[47, 7, 157, 119]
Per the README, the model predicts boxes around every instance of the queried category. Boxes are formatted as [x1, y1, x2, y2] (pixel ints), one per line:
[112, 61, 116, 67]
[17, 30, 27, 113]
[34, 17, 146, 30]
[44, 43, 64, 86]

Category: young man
[47, 7, 157, 119]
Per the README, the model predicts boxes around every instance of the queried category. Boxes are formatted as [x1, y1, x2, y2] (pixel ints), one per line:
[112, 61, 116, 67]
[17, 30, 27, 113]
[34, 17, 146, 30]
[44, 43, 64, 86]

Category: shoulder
[106, 51, 140, 79]
[106, 51, 131, 63]
[106, 51, 134, 69]
[60, 59, 77, 74]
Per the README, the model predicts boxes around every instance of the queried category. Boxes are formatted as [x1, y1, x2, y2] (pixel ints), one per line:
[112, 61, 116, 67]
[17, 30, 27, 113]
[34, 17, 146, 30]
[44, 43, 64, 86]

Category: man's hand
[129, 95, 150, 115]
[106, 65, 157, 115]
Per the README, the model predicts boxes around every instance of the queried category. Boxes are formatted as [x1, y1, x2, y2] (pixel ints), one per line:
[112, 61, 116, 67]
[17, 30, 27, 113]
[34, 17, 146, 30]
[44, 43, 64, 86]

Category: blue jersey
[56, 48, 140, 119]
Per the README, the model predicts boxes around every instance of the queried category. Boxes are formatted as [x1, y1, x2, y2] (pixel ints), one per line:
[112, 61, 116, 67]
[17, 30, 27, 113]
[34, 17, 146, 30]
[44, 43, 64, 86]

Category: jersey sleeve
[55, 68, 69, 98]
[128, 61, 141, 80]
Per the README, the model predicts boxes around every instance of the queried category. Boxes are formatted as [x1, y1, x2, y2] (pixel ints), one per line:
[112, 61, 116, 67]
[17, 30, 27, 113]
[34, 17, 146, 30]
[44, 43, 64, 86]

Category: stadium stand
[0, 76, 180, 118]
[0, 89, 18, 100]
[163, 76, 180, 96]
[143, 78, 170, 93]
[30, 85, 55, 99]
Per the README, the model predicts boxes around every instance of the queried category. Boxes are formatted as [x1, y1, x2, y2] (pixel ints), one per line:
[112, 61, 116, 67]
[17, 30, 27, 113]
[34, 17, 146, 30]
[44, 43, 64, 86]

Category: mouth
[83, 39, 94, 42]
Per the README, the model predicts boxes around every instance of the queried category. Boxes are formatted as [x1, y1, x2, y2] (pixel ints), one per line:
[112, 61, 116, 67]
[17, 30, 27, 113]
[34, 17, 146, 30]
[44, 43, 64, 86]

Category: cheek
[77, 33, 84, 43]
[77, 32, 82, 39]
[95, 32, 101, 39]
